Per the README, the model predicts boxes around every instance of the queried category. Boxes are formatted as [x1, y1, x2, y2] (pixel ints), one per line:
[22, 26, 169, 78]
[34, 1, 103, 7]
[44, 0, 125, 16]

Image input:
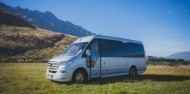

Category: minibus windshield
[63, 42, 88, 55]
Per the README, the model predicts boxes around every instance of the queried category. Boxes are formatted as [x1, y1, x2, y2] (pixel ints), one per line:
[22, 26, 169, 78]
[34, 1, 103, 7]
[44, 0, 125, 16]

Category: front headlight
[60, 61, 67, 65]
[60, 61, 73, 65]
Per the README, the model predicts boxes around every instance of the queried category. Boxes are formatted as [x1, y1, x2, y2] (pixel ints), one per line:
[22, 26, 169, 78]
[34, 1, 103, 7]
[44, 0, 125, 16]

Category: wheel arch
[129, 65, 138, 76]
[130, 65, 137, 70]
[72, 67, 88, 80]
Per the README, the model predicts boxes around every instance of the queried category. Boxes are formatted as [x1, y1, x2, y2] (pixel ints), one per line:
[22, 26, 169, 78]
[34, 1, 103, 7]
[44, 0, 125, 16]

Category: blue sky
[1, 0, 190, 57]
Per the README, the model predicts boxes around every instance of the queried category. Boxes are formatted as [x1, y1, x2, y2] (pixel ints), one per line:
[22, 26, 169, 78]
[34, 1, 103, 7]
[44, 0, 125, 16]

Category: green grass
[0, 63, 190, 94]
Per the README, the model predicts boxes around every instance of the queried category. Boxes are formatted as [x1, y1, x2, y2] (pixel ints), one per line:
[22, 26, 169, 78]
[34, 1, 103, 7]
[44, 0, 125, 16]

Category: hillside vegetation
[147, 56, 190, 66]
[0, 25, 77, 63]
[0, 63, 189, 94]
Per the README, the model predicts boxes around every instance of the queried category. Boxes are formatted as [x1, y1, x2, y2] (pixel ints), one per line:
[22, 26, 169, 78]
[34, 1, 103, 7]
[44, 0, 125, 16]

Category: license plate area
[47, 74, 53, 78]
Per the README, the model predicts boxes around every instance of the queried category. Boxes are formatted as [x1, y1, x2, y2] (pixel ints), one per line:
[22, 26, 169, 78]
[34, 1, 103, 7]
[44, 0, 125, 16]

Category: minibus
[46, 35, 146, 83]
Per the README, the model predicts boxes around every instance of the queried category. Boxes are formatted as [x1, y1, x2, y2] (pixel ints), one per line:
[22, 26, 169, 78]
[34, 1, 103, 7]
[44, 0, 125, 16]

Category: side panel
[101, 57, 122, 76]
[99, 38, 146, 77]
[120, 57, 146, 74]
[101, 57, 146, 77]
[135, 57, 147, 74]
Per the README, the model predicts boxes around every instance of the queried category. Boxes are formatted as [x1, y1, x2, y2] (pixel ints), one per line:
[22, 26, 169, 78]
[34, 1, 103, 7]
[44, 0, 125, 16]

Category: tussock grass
[0, 64, 190, 94]
[0, 25, 77, 62]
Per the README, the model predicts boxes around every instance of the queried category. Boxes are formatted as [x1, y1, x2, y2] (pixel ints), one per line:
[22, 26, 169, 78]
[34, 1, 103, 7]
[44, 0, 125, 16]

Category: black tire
[72, 70, 86, 84]
[129, 66, 137, 77]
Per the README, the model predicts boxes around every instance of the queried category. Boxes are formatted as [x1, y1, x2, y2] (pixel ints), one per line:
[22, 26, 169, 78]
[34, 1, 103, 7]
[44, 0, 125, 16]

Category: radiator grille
[47, 61, 60, 70]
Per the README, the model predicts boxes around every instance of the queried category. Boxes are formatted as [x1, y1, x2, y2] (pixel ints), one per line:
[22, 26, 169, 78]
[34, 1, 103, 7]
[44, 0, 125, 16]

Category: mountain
[0, 2, 93, 37]
[0, 8, 36, 28]
[167, 51, 190, 61]
[0, 9, 77, 63]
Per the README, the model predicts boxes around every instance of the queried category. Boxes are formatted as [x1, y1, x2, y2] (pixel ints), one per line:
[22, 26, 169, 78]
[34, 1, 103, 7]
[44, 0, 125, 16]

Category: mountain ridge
[0, 8, 36, 29]
[167, 51, 190, 61]
[0, 2, 93, 37]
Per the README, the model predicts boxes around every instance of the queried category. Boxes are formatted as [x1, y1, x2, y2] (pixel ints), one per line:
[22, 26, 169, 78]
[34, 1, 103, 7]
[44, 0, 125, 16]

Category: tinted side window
[100, 39, 144, 57]
[100, 39, 120, 57]
[123, 42, 145, 57]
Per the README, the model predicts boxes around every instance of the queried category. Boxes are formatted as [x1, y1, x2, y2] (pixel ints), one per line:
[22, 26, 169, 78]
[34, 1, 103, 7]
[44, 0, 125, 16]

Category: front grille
[49, 70, 57, 73]
[48, 61, 60, 70]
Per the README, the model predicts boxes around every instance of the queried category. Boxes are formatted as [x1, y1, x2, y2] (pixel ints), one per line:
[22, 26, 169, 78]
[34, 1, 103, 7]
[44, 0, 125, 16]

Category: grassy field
[0, 63, 190, 94]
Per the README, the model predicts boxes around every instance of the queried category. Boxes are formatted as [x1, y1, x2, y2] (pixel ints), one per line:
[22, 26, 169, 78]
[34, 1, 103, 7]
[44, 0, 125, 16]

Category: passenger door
[87, 40, 101, 78]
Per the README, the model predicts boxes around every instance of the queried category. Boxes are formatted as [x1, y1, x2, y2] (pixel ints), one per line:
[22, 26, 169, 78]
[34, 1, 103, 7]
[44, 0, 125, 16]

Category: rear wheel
[129, 66, 137, 77]
[72, 70, 86, 83]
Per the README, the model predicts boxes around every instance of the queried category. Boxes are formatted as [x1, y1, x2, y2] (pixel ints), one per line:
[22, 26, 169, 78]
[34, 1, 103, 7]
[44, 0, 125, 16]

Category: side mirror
[85, 49, 91, 56]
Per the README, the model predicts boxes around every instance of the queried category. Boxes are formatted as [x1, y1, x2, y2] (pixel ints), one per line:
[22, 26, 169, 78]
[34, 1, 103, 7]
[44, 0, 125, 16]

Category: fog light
[61, 70, 66, 73]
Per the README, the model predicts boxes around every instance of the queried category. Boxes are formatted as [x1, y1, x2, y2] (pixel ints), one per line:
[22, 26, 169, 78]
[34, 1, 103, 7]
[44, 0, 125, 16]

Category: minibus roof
[73, 35, 142, 44]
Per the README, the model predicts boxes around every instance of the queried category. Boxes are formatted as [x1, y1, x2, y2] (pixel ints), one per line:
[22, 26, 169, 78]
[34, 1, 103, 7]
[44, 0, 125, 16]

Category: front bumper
[46, 72, 72, 82]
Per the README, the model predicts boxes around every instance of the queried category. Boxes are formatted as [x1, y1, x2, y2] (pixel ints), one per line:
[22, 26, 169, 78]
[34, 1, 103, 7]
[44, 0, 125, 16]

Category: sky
[1, 0, 190, 57]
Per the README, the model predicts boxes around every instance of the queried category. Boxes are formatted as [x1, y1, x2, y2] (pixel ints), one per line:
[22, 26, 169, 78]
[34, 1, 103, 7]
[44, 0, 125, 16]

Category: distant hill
[0, 9, 77, 62]
[0, 2, 93, 37]
[0, 8, 36, 28]
[167, 51, 190, 61]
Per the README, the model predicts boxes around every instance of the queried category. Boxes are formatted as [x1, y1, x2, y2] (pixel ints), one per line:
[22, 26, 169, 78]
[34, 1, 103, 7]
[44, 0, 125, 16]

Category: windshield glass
[63, 42, 88, 55]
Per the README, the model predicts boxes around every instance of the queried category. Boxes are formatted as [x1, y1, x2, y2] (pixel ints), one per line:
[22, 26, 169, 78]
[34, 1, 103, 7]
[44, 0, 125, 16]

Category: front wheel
[129, 67, 137, 77]
[72, 70, 86, 83]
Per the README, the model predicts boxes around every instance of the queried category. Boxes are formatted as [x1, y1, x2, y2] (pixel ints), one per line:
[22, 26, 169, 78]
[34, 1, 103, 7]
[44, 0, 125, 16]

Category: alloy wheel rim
[76, 73, 84, 83]
[131, 68, 136, 76]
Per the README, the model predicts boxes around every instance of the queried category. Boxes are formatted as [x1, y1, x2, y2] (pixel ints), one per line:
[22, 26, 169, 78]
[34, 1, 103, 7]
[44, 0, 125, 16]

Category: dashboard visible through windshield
[63, 42, 88, 55]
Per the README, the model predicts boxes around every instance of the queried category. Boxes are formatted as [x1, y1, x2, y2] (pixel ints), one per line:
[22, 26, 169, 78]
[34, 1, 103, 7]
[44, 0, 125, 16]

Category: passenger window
[91, 41, 99, 62]
[100, 39, 144, 57]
